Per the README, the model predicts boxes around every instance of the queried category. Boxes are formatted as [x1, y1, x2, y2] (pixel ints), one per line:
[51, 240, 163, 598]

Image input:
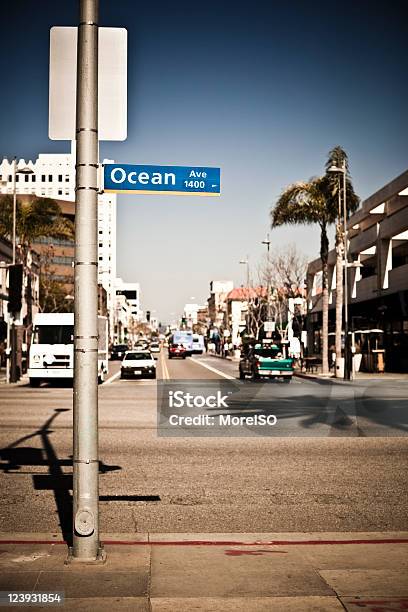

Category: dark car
[134, 340, 149, 350]
[110, 344, 128, 360]
[239, 343, 293, 382]
[168, 343, 187, 359]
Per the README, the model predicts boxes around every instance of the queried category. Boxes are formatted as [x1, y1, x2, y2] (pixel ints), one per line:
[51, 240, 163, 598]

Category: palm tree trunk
[320, 224, 329, 375]
[335, 223, 343, 376]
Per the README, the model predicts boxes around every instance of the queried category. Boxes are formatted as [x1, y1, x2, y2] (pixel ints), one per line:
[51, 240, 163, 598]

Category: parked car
[239, 342, 293, 382]
[110, 344, 128, 360]
[120, 350, 156, 379]
[168, 343, 187, 359]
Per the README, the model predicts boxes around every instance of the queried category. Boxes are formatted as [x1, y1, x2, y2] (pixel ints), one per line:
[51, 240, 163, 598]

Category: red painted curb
[0, 538, 408, 546]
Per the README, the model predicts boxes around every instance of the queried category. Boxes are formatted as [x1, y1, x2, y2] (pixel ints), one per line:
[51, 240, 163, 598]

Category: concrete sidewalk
[0, 532, 407, 610]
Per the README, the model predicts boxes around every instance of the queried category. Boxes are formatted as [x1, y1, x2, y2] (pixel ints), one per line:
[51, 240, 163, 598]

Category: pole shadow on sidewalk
[0, 409, 122, 546]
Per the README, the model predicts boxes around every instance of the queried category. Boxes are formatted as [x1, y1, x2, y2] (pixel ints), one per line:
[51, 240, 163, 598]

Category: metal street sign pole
[7, 158, 18, 383]
[71, 0, 103, 562]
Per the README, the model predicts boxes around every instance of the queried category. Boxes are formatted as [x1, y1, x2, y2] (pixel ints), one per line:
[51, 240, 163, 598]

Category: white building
[207, 280, 234, 330]
[0, 148, 117, 336]
[183, 303, 199, 328]
[113, 293, 131, 344]
[115, 278, 141, 321]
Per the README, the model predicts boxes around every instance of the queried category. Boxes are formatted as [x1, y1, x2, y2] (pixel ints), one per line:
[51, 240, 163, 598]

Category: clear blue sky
[1, 1, 407, 323]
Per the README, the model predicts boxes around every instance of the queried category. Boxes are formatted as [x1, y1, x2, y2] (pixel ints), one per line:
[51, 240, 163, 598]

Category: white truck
[28, 312, 109, 387]
[192, 333, 205, 354]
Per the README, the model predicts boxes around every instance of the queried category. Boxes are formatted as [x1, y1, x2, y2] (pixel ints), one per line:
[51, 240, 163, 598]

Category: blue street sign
[103, 163, 220, 196]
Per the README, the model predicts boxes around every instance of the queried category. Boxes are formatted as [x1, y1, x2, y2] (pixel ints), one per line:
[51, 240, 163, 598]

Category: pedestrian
[224, 342, 229, 358]
[329, 344, 336, 371]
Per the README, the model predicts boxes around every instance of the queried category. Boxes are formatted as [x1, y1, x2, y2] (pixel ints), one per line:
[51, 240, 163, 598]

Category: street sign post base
[65, 545, 107, 565]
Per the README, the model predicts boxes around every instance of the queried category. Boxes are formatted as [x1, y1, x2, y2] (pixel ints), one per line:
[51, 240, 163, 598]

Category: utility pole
[12, 157, 17, 265]
[262, 235, 271, 321]
[70, 0, 104, 562]
[342, 159, 351, 380]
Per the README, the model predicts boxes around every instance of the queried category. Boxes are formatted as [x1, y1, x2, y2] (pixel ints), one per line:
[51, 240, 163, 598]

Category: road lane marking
[102, 369, 121, 385]
[160, 350, 170, 380]
[191, 357, 236, 380]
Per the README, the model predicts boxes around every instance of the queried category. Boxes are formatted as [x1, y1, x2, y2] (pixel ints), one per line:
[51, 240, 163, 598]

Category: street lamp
[328, 159, 351, 380]
[2, 159, 34, 383]
[239, 257, 249, 287]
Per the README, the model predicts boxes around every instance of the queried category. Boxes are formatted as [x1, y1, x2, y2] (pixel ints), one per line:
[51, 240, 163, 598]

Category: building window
[99, 242, 103, 247]
[58, 175, 62, 182]
[65, 175, 70, 182]
[58, 190, 62, 195]
[35, 236, 74, 247]
[41, 175, 46, 182]
[51, 255, 75, 265]
[15, 175, 19, 182]
[48, 175, 52, 182]
[31, 175, 36, 182]
[53, 274, 74, 283]
[25, 175, 29, 182]
[8, 175, 12, 182]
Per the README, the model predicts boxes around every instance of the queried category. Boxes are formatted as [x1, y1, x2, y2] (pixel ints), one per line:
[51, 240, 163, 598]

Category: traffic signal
[8, 264, 23, 313]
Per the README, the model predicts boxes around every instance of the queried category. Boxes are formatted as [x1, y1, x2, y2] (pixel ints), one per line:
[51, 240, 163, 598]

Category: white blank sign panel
[49, 26, 127, 141]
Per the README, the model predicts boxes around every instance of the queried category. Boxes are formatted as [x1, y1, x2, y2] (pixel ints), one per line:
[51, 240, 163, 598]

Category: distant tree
[258, 244, 308, 339]
[240, 287, 268, 340]
[38, 246, 74, 313]
[0, 196, 74, 328]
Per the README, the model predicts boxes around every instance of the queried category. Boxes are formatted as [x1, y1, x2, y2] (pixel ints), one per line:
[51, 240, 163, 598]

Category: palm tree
[271, 177, 334, 373]
[271, 148, 359, 375]
[0, 196, 74, 331]
[324, 147, 359, 374]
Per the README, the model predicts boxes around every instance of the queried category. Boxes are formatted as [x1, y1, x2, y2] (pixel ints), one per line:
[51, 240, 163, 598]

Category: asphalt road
[0, 351, 407, 536]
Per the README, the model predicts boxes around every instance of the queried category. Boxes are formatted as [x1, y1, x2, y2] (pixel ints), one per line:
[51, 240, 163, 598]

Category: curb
[294, 370, 332, 380]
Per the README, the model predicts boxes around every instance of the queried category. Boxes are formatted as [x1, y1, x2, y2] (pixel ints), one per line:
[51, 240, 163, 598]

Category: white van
[28, 313, 108, 386]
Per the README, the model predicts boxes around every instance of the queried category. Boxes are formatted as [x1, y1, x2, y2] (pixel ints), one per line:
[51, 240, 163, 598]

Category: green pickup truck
[239, 342, 294, 382]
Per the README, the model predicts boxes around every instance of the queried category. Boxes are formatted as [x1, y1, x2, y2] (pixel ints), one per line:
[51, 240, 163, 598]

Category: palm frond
[271, 178, 328, 228]
[0, 196, 74, 246]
